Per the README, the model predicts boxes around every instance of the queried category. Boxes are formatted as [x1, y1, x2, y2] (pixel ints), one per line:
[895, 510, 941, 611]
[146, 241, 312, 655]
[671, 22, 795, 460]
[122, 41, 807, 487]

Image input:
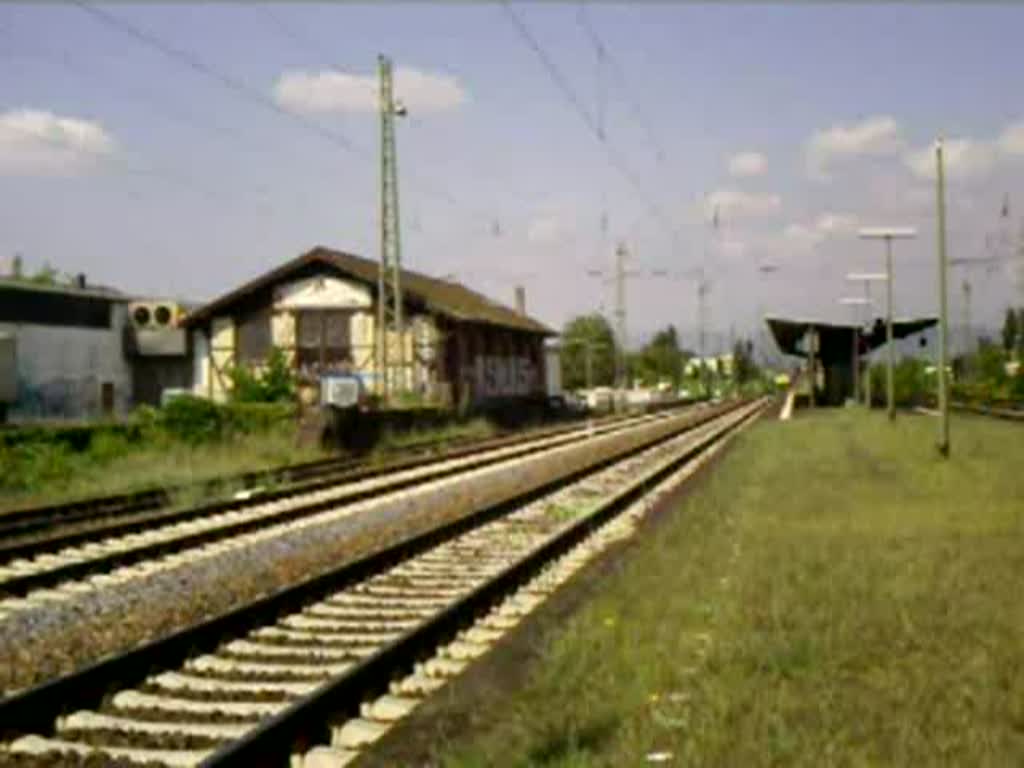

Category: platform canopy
[765, 315, 938, 363]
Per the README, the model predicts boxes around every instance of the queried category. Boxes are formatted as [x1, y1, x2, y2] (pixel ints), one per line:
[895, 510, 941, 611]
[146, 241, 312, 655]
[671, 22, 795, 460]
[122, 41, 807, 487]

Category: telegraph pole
[935, 138, 951, 457]
[613, 242, 628, 388]
[961, 279, 971, 369]
[378, 54, 406, 399]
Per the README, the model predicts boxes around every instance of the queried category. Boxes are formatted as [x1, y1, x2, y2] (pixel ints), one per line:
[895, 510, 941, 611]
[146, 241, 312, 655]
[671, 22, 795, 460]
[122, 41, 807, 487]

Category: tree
[732, 337, 759, 385]
[228, 347, 296, 403]
[633, 325, 687, 388]
[28, 262, 58, 286]
[1002, 307, 1018, 355]
[560, 314, 617, 390]
[1018, 308, 1024, 357]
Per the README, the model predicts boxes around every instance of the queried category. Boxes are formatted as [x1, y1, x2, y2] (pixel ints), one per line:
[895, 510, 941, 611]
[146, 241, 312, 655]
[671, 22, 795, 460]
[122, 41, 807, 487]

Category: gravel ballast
[0, 408, 716, 694]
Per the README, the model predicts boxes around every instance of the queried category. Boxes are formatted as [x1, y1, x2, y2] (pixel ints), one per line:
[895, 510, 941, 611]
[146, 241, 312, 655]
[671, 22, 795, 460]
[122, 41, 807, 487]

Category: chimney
[75, 273, 87, 289]
[12, 253, 23, 278]
[514, 285, 526, 315]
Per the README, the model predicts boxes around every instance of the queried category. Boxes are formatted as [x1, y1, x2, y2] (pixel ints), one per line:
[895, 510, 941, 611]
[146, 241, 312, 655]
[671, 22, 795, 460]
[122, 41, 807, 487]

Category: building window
[296, 310, 353, 377]
[237, 308, 272, 364]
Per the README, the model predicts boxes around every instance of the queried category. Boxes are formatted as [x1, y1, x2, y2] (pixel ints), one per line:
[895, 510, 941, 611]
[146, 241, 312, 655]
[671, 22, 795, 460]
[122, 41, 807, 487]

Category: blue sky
[2, 2, 1023, 353]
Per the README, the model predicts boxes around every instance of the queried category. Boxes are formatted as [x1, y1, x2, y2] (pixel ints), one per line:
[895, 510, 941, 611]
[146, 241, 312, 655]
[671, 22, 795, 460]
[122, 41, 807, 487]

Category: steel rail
[0, 399, 747, 751]
[209, 401, 763, 766]
[0, 410, 675, 598]
[0, 409, 656, 541]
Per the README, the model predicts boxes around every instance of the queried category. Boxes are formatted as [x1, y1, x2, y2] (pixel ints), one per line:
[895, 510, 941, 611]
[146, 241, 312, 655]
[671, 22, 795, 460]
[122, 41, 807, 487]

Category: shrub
[228, 347, 296, 404]
[221, 402, 296, 435]
[159, 395, 224, 444]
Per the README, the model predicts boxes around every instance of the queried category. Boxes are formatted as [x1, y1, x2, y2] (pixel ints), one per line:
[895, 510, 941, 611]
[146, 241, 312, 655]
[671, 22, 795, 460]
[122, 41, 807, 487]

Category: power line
[576, 6, 670, 166]
[72, 1, 368, 158]
[499, 1, 679, 249]
[250, 5, 518, 243]
[4, 36, 286, 209]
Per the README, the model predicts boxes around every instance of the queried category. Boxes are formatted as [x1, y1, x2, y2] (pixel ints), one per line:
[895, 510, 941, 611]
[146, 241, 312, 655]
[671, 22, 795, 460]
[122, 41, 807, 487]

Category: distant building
[684, 354, 734, 378]
[183, 246, 556, 408]
[0, 275, 194, 422]
[0, 278, 133, 419]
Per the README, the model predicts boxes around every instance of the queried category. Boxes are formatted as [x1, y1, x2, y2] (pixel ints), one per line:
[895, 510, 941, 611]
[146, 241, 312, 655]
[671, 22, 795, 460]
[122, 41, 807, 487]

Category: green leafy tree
[1018, 308, 1024, 358]
[732, 337, 758, 385]
[28, 262, 58, 286]
[1002, 307, 1018, 355]
[560, 314, 617, 390]
[228, 347, 296, 403]
[633, 325, 687, 388]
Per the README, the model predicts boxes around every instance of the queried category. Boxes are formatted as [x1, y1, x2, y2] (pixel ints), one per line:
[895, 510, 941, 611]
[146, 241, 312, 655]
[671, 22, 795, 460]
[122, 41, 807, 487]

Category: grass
[372, 418, 497, 456]
[0, 417, 500, 513]
[440, 408, 1024, 767]
[0, 427, 326, 513]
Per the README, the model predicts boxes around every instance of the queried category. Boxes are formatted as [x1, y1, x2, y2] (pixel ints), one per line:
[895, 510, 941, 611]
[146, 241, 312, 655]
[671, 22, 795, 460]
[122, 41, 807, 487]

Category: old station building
[184, 247, 555, 409]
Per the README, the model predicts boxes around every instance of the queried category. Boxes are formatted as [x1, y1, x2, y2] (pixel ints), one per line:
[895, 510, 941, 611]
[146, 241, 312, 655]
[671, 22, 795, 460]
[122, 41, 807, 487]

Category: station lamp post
[934, 138, 951, 457]
[857, 227, 917, 421]
[845, 272, 886, 407]
[838, 296, 871, 403]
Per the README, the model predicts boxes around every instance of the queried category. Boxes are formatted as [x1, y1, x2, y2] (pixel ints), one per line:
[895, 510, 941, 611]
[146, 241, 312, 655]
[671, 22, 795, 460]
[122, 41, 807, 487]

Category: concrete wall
[0, 304, 132, 419]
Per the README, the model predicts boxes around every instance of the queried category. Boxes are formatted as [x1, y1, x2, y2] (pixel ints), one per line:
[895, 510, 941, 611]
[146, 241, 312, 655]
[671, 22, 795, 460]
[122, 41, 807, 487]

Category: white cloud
[0, 109, 115, 175]
[814, 212, 858, 235]
[727, 151, 767, 178]
[273, 67, 467, 114]
[806, 115, 905, 180]
[718, 239, 749, 258]
[782, 211, 859, 252]
[705, 188, 782, 221]
[527, 212, 572, 244]
[997, 121, 1024, 155]
[904, 138, 996, 181]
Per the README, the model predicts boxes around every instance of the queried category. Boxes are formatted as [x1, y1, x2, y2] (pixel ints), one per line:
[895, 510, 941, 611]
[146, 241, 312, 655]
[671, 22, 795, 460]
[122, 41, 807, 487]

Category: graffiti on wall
[463, 355, 538, 399]
[12, 373, 104, 419]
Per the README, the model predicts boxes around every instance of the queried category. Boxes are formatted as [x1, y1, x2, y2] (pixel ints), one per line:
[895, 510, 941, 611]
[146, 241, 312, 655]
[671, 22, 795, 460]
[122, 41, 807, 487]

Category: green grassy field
[441, 409, 1024, 767]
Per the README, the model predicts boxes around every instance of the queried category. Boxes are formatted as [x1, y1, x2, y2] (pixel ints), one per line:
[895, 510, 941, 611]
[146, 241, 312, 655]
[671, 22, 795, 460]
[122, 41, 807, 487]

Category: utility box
[0, 332, 16, 408]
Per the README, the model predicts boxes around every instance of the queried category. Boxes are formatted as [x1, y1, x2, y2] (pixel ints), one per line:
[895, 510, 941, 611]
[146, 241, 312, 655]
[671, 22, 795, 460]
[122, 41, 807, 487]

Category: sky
[2, 2, 1024, 355]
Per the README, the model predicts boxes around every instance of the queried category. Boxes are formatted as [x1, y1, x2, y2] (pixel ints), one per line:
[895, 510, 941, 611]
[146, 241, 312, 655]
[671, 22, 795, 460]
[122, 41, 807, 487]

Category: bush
[159, 395, 224, 444]
[221, 402, 296, 435]
[868, 359, 930, 407]
[228, 348, 296, 404]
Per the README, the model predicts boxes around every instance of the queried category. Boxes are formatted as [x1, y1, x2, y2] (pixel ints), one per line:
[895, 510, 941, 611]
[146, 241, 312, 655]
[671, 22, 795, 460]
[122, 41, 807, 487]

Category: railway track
[0, 397, 764, 767]
[916, 402, 1024, 422]
[0, 409, 680, 619]
[0, 410, 654, 544]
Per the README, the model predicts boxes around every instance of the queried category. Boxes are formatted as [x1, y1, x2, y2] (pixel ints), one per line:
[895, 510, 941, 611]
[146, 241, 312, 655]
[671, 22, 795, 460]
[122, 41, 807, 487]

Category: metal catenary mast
[377, 54, 406, 399]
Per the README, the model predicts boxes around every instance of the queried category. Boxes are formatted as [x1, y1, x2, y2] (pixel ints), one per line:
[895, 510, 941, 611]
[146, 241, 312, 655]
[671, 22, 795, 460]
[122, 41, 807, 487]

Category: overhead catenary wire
[575, 6, 671, 167]
[2, 36, 287, 211]
[72, 1, 367, 157]
[499, 1, 681, 253]
[251, 4, 506, 240]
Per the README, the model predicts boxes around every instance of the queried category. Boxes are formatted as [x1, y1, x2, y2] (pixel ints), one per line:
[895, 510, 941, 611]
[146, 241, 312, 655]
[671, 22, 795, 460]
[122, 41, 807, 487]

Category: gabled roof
[185, 247, 554, 335]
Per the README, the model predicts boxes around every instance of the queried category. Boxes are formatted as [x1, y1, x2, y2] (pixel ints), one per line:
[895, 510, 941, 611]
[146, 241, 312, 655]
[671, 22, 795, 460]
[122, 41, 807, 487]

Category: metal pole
[864, 281, 873, 407]
[885, 235, 896, 421]
[376, 55, 388, 400]
[614, 242, 627, 389]
[936, 139, 951, 456]
[808, 326, 817, 409]
[852, 318, 859, 404]
[585, 341, 593, 390]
